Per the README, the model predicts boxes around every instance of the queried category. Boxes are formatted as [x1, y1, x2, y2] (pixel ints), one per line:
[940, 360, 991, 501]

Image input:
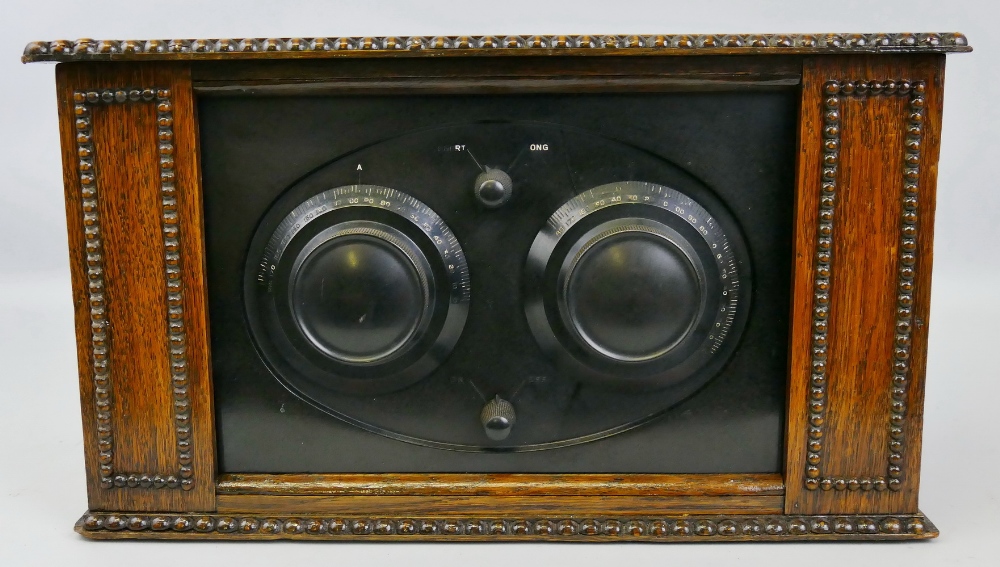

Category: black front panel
[201, 90, 796, 472]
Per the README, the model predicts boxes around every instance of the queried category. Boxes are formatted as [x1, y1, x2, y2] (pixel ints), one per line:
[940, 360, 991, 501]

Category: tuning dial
[524, 181, 751, 391]
[473, 167, 513, 208]
[247, 184, 471, 396]
[480, 395, 516, 441]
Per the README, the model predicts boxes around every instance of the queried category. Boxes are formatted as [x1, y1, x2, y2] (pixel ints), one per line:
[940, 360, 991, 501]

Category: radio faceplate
[201, 91, 795, 471]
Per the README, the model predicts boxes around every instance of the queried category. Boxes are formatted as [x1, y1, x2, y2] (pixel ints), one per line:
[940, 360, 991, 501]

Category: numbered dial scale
[525, 181, 750, 391]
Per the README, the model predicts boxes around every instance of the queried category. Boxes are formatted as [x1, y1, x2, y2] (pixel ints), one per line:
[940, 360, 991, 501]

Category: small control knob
[473, 168, 513, 208]
[480, 395, 516, 441]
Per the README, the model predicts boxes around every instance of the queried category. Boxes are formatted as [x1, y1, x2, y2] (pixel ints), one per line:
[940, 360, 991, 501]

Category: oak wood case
[30, 33, 965, 542]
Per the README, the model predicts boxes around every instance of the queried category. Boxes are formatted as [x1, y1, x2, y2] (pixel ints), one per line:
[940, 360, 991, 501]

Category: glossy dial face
[288, 222, 433, 365]
[561, 219, 704, 362]
[525, 181, 749, 391]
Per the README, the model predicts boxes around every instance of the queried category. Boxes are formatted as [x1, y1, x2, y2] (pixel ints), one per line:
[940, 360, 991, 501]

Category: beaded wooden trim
[803, 79, 926, 493]
[74, 87, 193, 491]
[76, 512, 937, 541]
[24, 32, 970, 63]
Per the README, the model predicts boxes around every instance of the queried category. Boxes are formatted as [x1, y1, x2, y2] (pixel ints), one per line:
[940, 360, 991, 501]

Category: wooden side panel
[56, 62, 215, 511]
[785, 55, 944, 514]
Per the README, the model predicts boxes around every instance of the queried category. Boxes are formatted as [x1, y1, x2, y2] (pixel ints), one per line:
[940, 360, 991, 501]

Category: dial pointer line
[509, 377, 533, 401]
[559, 131, 579, 194]
[465, 378, 487, 402]
[465, 148, 486, 172]
[507, 146, 528, 171]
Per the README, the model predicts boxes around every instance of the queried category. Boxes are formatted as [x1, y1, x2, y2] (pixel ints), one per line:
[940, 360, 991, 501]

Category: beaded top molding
[22, 32, 970, 63]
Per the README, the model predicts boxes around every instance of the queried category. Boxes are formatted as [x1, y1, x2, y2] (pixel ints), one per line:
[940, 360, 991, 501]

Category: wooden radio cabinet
[22, 31, 970, 542]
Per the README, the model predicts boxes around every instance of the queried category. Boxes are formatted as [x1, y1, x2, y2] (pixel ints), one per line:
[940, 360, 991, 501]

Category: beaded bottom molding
[76, 512, 938, 541]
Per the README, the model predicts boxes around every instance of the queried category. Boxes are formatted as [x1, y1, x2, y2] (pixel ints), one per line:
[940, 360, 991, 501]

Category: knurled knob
[480, 395, 516, 441]
[473, 168, 514, 208]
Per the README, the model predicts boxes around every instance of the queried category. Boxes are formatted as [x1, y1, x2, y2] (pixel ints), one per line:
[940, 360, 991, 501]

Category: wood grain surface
[56, 62, 215, 512]
[216, 494, 783, 516]
[784, 55, 945, 515]
[217, 473, 784, 496]
[190, 55, 803, 95]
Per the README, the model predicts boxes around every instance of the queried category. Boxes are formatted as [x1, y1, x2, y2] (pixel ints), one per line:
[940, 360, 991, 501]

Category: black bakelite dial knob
[558, 219, 704, 362]
[289, 221, 433, 365]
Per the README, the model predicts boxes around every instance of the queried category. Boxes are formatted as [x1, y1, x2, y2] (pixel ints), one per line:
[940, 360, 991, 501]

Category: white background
[1, 1, 997, 565]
